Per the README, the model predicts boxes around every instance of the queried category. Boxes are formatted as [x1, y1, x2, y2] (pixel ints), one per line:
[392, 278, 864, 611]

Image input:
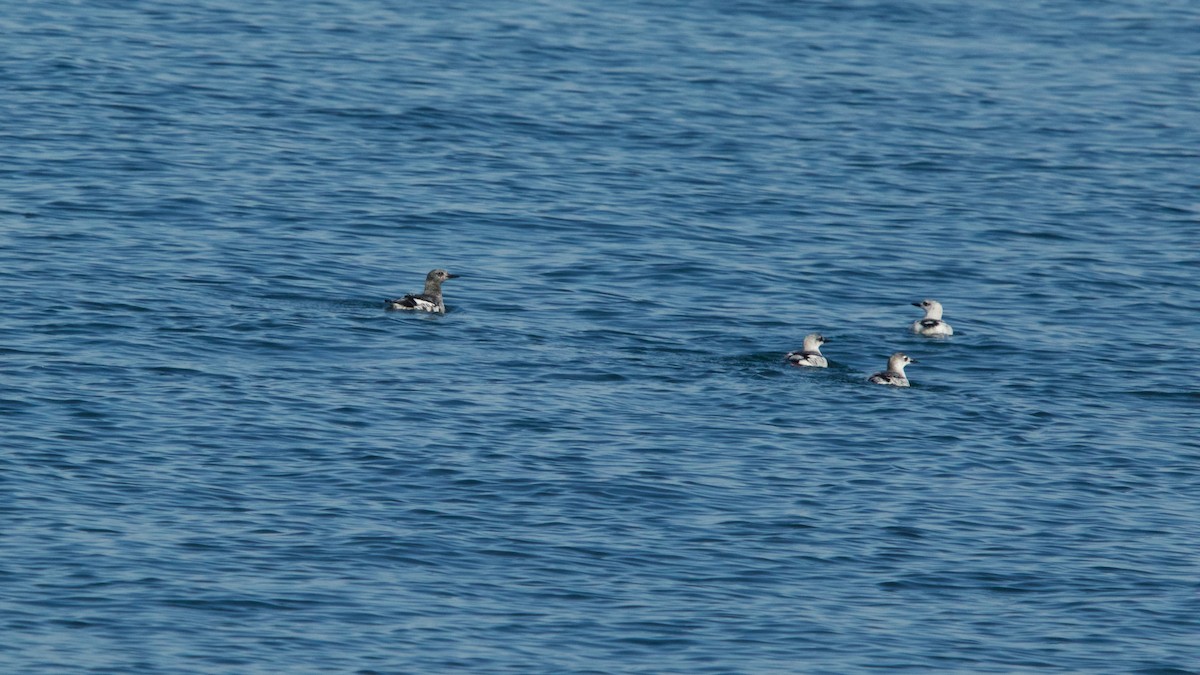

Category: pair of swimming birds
[387, 270, 952, 388]
[786, 299, 953, 387]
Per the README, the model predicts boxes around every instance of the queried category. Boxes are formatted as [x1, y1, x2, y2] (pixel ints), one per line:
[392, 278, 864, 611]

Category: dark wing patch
[921, 319, 940, 328]
[384, 294, 419, 309]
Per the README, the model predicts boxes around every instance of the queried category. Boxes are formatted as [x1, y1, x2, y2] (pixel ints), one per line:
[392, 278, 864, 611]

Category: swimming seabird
[385, 269, 459, 313]
[868, 352, 917, 387]
[911, 299, 953, 336]
[786, 333, 829, 368]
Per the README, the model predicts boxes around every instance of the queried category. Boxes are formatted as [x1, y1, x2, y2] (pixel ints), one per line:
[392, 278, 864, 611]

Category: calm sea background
[3, 0, 1199, 672]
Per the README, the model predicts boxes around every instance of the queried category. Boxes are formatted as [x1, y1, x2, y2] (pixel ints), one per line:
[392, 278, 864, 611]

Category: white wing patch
[787, 352, 827, 368]
[912, 320, 953, 336]
[869, 372, 908, 386]
[388, 296, 441, 312]
[410, 298, 438, 312]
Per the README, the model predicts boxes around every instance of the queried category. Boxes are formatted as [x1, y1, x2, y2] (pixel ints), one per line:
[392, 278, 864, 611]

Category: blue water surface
[3, 0, 1199, 672]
